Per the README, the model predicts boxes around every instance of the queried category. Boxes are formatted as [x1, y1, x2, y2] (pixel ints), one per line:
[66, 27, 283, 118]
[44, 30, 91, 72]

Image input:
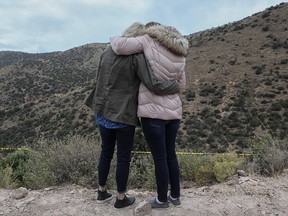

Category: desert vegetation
[0, 133, 287, 190]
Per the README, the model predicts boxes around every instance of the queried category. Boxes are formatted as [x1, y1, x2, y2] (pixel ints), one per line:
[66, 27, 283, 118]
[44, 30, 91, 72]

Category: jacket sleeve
[178, 70, 186, 94]
[110, 36, 145, 55]
[178, 59, 187, 93]
[133, 53, 179, 96]
[84, 51, 104, 109]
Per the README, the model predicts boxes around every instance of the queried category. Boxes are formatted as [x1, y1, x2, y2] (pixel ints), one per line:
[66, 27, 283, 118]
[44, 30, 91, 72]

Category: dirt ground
[0, 170, 287, 216]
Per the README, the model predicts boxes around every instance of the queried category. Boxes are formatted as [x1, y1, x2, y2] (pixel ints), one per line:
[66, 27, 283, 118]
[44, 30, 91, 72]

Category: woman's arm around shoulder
[133, 53, 179, 95]
[110, 36, 146, 55]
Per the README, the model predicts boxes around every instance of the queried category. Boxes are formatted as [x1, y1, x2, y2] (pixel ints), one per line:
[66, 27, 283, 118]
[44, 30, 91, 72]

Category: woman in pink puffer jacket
[110, 22, 189, 208]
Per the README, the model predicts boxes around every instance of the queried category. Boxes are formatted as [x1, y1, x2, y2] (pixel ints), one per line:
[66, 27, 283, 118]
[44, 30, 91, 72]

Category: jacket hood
[145, 25, 189, 56]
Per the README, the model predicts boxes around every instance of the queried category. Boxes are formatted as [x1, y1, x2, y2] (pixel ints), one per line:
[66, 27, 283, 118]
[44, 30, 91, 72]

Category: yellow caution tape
[0, 148, 252, 156]
[0, 147, 29, 151]
[131, 151, 252, 156]
[132, 151, 213, 155]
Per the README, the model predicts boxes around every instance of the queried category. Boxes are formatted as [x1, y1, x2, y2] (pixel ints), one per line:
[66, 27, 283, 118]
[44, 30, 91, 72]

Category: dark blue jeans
[141, 118, 180, 202]
[98, 124, 135, 193]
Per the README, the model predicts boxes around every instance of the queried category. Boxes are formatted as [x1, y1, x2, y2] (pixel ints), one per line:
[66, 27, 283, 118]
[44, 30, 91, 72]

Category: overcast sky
[0, 0, 286, 53]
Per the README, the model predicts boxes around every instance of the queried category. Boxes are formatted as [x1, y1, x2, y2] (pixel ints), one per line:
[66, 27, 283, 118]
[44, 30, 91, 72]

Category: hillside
[0, 2, 287, 153]
[182, 2, 288, 152]
[0, 43, 106, 147]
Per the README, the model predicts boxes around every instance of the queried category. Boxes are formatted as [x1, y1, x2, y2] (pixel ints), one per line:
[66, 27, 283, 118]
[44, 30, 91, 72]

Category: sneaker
[114, 195, 135, 209]
[97, 190, 113, 204]
[168, 196, 181, 207]
[148, 198, 169, 208]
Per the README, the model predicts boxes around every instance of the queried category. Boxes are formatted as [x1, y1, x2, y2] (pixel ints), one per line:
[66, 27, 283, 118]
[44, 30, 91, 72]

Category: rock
[25, 197, 35, 204]
[237, 170, 247, 177]
[199, 186, 210, 192]
[11, 187, 28, 200]
[16, 202, 24, 209]
[142, 191, 150, 197]
[127, 190, 138, 196]
[239, 177, 250, 184]
[43, 187, 54, 191]
[236, 204, 243, 209]
[134, 201, 152, 216]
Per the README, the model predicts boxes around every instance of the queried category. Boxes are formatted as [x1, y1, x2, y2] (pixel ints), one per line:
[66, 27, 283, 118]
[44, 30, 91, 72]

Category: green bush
[195, 159, 216, 184]
[0, 150, 30, 187]
[179, 155, 210, 182]
[262, 25, 270, 32]
[179, 152, 244, 185]
[185, 89, 196, 101]
[213, 161, 239, 182]
[270, 103, 282, 111]
[210, 152, 243, 183]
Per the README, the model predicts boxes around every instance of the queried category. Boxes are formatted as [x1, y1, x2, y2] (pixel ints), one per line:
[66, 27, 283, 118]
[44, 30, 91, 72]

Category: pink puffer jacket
[110, 25, 189, 120]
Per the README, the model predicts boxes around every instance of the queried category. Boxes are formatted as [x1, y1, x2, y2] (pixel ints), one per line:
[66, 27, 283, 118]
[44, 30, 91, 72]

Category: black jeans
[141, 118, 180, 202]
[98, 124, 135, 193]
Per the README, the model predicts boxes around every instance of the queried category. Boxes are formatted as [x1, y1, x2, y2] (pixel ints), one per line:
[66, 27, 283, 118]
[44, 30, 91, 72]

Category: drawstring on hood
[145, 25, 189, 57]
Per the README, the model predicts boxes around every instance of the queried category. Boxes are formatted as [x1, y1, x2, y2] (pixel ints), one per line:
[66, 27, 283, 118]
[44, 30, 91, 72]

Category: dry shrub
[24, 134, 101, 189]
[129, 154, 155, 189]
[0, 166, 17, 189]
[179, 154, 211, 182]
[250, 134, 288, 176]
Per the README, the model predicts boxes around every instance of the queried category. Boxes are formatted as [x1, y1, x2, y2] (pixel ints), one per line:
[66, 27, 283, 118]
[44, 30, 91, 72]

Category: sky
[0, 0, 286, 53]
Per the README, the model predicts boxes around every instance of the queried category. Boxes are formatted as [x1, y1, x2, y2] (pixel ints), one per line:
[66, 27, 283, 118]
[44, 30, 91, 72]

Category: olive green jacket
[85, 45, 179, 126]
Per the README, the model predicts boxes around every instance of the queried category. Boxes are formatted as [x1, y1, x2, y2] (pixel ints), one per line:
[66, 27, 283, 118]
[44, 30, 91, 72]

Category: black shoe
[97, 190, 113, 204]
[114, 195, 135, 209]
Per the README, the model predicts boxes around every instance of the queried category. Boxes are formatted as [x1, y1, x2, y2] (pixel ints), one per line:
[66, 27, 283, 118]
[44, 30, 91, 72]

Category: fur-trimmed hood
[145, 25, 189, 56]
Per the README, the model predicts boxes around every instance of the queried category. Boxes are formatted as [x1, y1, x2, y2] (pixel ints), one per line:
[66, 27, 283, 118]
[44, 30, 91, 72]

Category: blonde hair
[145, 21, 161, 28]
[122, 22, 145, 37]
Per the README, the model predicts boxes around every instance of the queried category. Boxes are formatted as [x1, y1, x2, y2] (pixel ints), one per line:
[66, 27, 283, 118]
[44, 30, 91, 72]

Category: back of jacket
[85, 45, 141, 126]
